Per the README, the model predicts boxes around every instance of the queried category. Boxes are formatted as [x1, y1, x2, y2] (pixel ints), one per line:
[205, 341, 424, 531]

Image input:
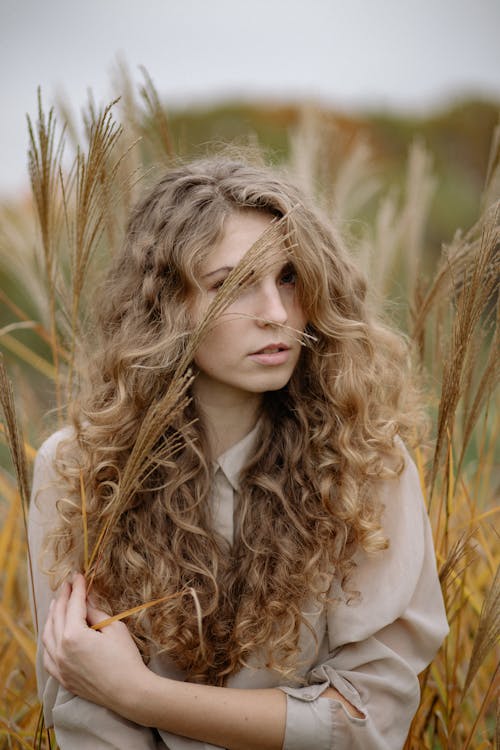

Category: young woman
[29, 156, 448, 750]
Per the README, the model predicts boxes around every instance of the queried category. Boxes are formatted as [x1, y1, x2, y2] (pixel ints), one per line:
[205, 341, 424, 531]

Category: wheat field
[0, 71, 498, 748]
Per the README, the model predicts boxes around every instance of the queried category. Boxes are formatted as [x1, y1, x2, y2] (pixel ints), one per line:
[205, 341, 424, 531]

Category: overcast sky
[1, 0, 499, 197]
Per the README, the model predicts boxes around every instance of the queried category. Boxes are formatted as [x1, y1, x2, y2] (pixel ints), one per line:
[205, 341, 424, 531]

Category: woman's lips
[249, 343, 290, 365]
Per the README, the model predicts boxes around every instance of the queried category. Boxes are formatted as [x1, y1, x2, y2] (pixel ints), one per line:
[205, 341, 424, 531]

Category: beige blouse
[28, 425, 448, 750]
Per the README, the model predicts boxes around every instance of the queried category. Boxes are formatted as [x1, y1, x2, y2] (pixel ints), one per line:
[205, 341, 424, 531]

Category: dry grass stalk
[463, 564, 500, 696]
[139, 66, 175, 160]
[289, 105, 382, 230]
[26, 90, 64, 291]
[0, 355, 31, 519]
[64, 101, 124, 393]
[0, 334, 57, 381]
[456, 319, 498, 480]
[79, 471, 89, 573]
[438, 531, 475, 609]
[428, 204, 499, 504]
[482, 123, 500, 211]
[89, 587, 204, 644]
[27, 89, 68, 418]
[85, 398, 194, 589]
[403, 140, 437, 291]
[90, 590, 187, 630]
[0, 290, 59, 354]
[463, 662, 499, 750]
[496, 694, 500, 750]
[0, 355, 36, 637]
[411, 129, 499, 345]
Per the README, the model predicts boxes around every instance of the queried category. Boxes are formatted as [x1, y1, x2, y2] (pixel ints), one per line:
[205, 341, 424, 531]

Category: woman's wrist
[118, 667, 170, 727]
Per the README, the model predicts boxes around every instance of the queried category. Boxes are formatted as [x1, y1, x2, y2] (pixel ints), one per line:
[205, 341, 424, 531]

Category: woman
[29, 156, 448, 749]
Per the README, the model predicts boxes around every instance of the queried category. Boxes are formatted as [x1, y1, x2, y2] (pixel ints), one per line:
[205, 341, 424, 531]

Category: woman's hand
[42, 573, 149, 714]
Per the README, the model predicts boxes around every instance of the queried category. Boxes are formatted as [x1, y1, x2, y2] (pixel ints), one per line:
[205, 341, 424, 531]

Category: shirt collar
[214, 420, 261, 492]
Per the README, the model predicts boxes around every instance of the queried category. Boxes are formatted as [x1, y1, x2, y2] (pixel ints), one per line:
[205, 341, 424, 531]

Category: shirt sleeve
[278, 439, 449, 750]
[27, 430, 163, 749]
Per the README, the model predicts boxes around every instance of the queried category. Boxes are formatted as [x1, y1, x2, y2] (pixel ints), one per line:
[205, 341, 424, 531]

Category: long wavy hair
[46, 154, 427, 685]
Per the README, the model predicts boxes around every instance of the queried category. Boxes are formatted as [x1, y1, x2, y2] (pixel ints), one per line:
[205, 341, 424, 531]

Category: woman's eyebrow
[202, 265, 234, 279]
[202, 261, 288, 280]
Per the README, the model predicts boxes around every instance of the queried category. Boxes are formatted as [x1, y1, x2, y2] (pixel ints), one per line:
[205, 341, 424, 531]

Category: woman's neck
[193, 382, 262, 458]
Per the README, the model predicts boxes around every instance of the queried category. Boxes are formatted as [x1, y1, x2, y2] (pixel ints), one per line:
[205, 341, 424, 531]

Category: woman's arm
[43, 575, 361, 750]
[29, 434, 164, 749]
[279, 439, 448, 750]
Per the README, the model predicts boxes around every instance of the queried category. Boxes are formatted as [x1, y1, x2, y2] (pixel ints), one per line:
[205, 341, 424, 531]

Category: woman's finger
[51, 580, 70, 646]
[86, 600, 112, 629]
[43, 645, 64, 685]
[62, 573, 90, 638]
[41, 600, 56, 655]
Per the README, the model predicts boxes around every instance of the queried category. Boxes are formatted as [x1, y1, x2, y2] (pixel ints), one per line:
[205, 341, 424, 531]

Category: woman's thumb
[86, 599, 112, 629]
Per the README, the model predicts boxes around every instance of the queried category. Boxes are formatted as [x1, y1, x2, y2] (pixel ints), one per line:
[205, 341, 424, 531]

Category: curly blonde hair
[47, 155, 427, 685]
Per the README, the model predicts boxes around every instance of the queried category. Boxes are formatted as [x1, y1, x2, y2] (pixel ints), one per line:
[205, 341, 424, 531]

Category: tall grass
[0, 73, 498, 748]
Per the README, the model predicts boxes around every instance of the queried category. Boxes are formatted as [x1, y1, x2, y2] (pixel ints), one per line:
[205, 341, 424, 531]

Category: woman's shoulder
[38, 425, 75, 456]
[30, 427, 77, 530]
[376, 435, 426, 526]
[327, 435, 443, 649]
[35, 425, 76, 469]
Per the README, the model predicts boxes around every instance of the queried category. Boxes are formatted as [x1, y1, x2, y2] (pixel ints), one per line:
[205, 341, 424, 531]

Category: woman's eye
[211, 279, 226, 291]
[280, 268, 297, 286]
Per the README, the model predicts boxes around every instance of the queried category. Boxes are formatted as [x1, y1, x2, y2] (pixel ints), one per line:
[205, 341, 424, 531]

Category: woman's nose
[255, 282, 288, 327]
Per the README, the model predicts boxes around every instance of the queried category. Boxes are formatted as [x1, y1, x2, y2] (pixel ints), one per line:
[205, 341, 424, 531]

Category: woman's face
[191, 210, 307, 406]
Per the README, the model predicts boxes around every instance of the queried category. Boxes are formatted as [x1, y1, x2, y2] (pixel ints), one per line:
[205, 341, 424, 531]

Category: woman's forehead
[202, 210, 286, 274]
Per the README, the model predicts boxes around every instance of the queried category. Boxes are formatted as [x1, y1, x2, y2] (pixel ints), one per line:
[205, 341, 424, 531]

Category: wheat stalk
[0, 354, 37, 634]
